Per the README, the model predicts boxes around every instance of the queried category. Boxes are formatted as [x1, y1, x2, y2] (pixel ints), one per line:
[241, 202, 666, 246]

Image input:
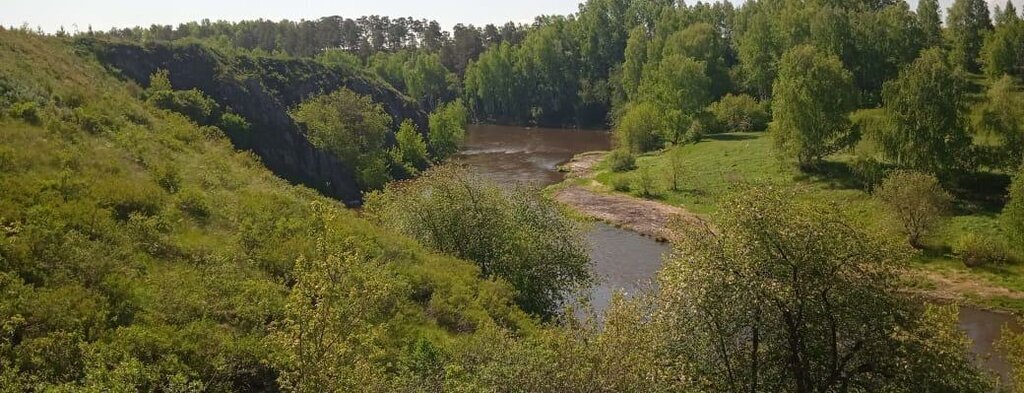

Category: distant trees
[290, 88, 392, 190]
[946, 0, 993, 72]
[875, 170, 953, 248]
[364, 165, 590, 317]
[770, 45, 856, 170]
[981, 9, 1024, 79]
[880, 48, 971, 178]
[659, 186, 992, 392]
[917, 0, 943, 48]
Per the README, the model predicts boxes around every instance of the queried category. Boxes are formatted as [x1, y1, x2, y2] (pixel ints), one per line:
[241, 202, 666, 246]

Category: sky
[2, 0, 1021, 34]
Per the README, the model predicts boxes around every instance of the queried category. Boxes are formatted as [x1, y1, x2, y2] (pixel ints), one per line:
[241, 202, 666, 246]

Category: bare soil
[554, 152, 705, 242]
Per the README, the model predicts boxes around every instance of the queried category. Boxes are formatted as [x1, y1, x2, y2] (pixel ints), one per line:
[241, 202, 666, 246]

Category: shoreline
[550, 151, 1024, 317]
[551, 151, 705, 243]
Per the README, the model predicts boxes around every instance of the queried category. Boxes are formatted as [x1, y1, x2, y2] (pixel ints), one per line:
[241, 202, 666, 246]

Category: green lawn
[587, 131, 1024, 312]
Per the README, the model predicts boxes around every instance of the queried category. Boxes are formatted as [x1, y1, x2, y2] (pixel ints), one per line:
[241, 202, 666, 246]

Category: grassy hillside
[0, 30, 533, 391]
[582, 131, 1024, 312]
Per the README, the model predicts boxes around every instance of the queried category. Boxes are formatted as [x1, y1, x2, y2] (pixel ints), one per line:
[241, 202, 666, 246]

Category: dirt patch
[559, 151, 609, 179]
[554, 151, 705, 241]
[914, 270, 1024, 302]
[555, 186, 702, 241]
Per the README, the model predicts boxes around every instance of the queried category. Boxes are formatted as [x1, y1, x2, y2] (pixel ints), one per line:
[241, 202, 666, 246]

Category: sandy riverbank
[552, 151, 704, 242]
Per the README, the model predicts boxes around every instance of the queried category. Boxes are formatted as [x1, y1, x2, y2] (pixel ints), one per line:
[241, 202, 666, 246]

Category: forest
[1, 0, 1024, 391]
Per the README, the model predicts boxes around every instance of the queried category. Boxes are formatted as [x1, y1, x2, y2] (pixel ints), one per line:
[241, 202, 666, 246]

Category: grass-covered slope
[0, 30, 531, 391]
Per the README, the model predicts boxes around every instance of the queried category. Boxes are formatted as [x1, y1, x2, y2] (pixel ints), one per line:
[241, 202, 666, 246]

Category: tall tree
[659, 186, 993, 393]
[946, 0, 993, 72]
[880, 48, 972, 177]
[770, 45, 857, 170]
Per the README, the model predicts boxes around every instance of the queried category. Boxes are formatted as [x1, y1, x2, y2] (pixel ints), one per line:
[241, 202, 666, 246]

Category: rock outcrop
[81, 40, 427, 206]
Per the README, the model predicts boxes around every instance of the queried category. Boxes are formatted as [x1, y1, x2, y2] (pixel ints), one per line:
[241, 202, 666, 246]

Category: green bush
[605, 150, 636, 172]
[611, 175, 632, 192]
[147, 89, 221, 125]
[850, 155, 889, 191]
[632, 166, 659, 198]
[708, 93, 769, 132]
[954, 233, 1011, 267]
[217, 112, 250, 135]
[176, 188, 212, 221]
[8, 101, 41, 124]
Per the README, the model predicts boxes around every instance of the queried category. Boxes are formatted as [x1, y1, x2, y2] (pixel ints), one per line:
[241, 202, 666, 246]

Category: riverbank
[551, 146, 1024, 316]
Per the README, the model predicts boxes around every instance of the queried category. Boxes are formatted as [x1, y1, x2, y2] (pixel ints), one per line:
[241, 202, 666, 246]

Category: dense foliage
[658, 186, 992, 392]
[769, 45, 856, 169]
[364, 166, 591, 317]
[290, 88, 394, 190]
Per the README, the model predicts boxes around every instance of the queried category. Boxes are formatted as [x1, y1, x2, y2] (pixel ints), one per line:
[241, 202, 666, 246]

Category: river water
[457, 123, 1021, 382]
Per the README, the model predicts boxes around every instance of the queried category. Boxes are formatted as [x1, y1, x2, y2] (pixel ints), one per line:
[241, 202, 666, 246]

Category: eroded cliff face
[81, 40, 428, 206]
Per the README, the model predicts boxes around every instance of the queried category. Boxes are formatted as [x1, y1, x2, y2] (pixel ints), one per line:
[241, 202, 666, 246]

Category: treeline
[90, 15, 527, 73]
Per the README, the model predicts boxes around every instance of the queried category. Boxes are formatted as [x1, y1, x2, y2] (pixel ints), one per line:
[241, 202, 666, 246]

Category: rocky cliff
[80, 40, 428, 206]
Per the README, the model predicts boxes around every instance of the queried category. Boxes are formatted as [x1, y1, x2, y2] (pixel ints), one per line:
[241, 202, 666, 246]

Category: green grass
[587, 131, 1024, 312]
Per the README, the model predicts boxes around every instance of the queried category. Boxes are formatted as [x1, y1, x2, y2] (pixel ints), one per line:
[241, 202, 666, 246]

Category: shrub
[364, 165, 590, 317]
[1005, 168, 1024, 251]
[218, 112, 250, 135]
[8, 101, 41, 124]
[610, 176, 632, 192]
[708, 93, 769, 132]
[874, 170, 953, 248]
[632, 166, 658, 198]
[148, 89, 220, 125]
[175, 188, 212, 221]
[954, 234, 1011, 267]
[850, 155, 888, 191]
[605, 150, 636, 172]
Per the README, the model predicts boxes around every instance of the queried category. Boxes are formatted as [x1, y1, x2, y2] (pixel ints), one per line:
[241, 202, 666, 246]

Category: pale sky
[1, 0, 1021, 34]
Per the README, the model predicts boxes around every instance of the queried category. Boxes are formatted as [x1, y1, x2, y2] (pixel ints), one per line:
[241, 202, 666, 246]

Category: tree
[637, 55, 711, 144]
[658, 186, 991, 393]
[880, 48, 972, 177]
[427, 99, 468, 160]
[735, 10, 778, 99]
[946, 0, 993, 72]
[390, 120, 429, 176]
[875, 170, 953, 248]
[620, 27, 648, 102]
[667, 146, 687, 191]
[981, 15, 1024, 79]
[973, 76, 1024, 170]
[290, 88, 393, 190]
[404, 52, 451, 110]
[1004, 166, 1024, 252]
[363, 165, 591, 317]
[770, 45, 857, 170]
[916, 0, 943, 48]
[994, 0, 1021, 27]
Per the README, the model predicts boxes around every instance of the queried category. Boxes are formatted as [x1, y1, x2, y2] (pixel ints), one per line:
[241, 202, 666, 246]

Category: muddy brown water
[458, 123, 1021, 382]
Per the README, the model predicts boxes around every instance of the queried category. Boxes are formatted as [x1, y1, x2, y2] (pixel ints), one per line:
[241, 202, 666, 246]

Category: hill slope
[0, 30, 530, 391]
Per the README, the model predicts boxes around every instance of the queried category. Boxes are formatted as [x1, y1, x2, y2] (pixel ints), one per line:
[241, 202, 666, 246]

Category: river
[457, 123, 1021, 382]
